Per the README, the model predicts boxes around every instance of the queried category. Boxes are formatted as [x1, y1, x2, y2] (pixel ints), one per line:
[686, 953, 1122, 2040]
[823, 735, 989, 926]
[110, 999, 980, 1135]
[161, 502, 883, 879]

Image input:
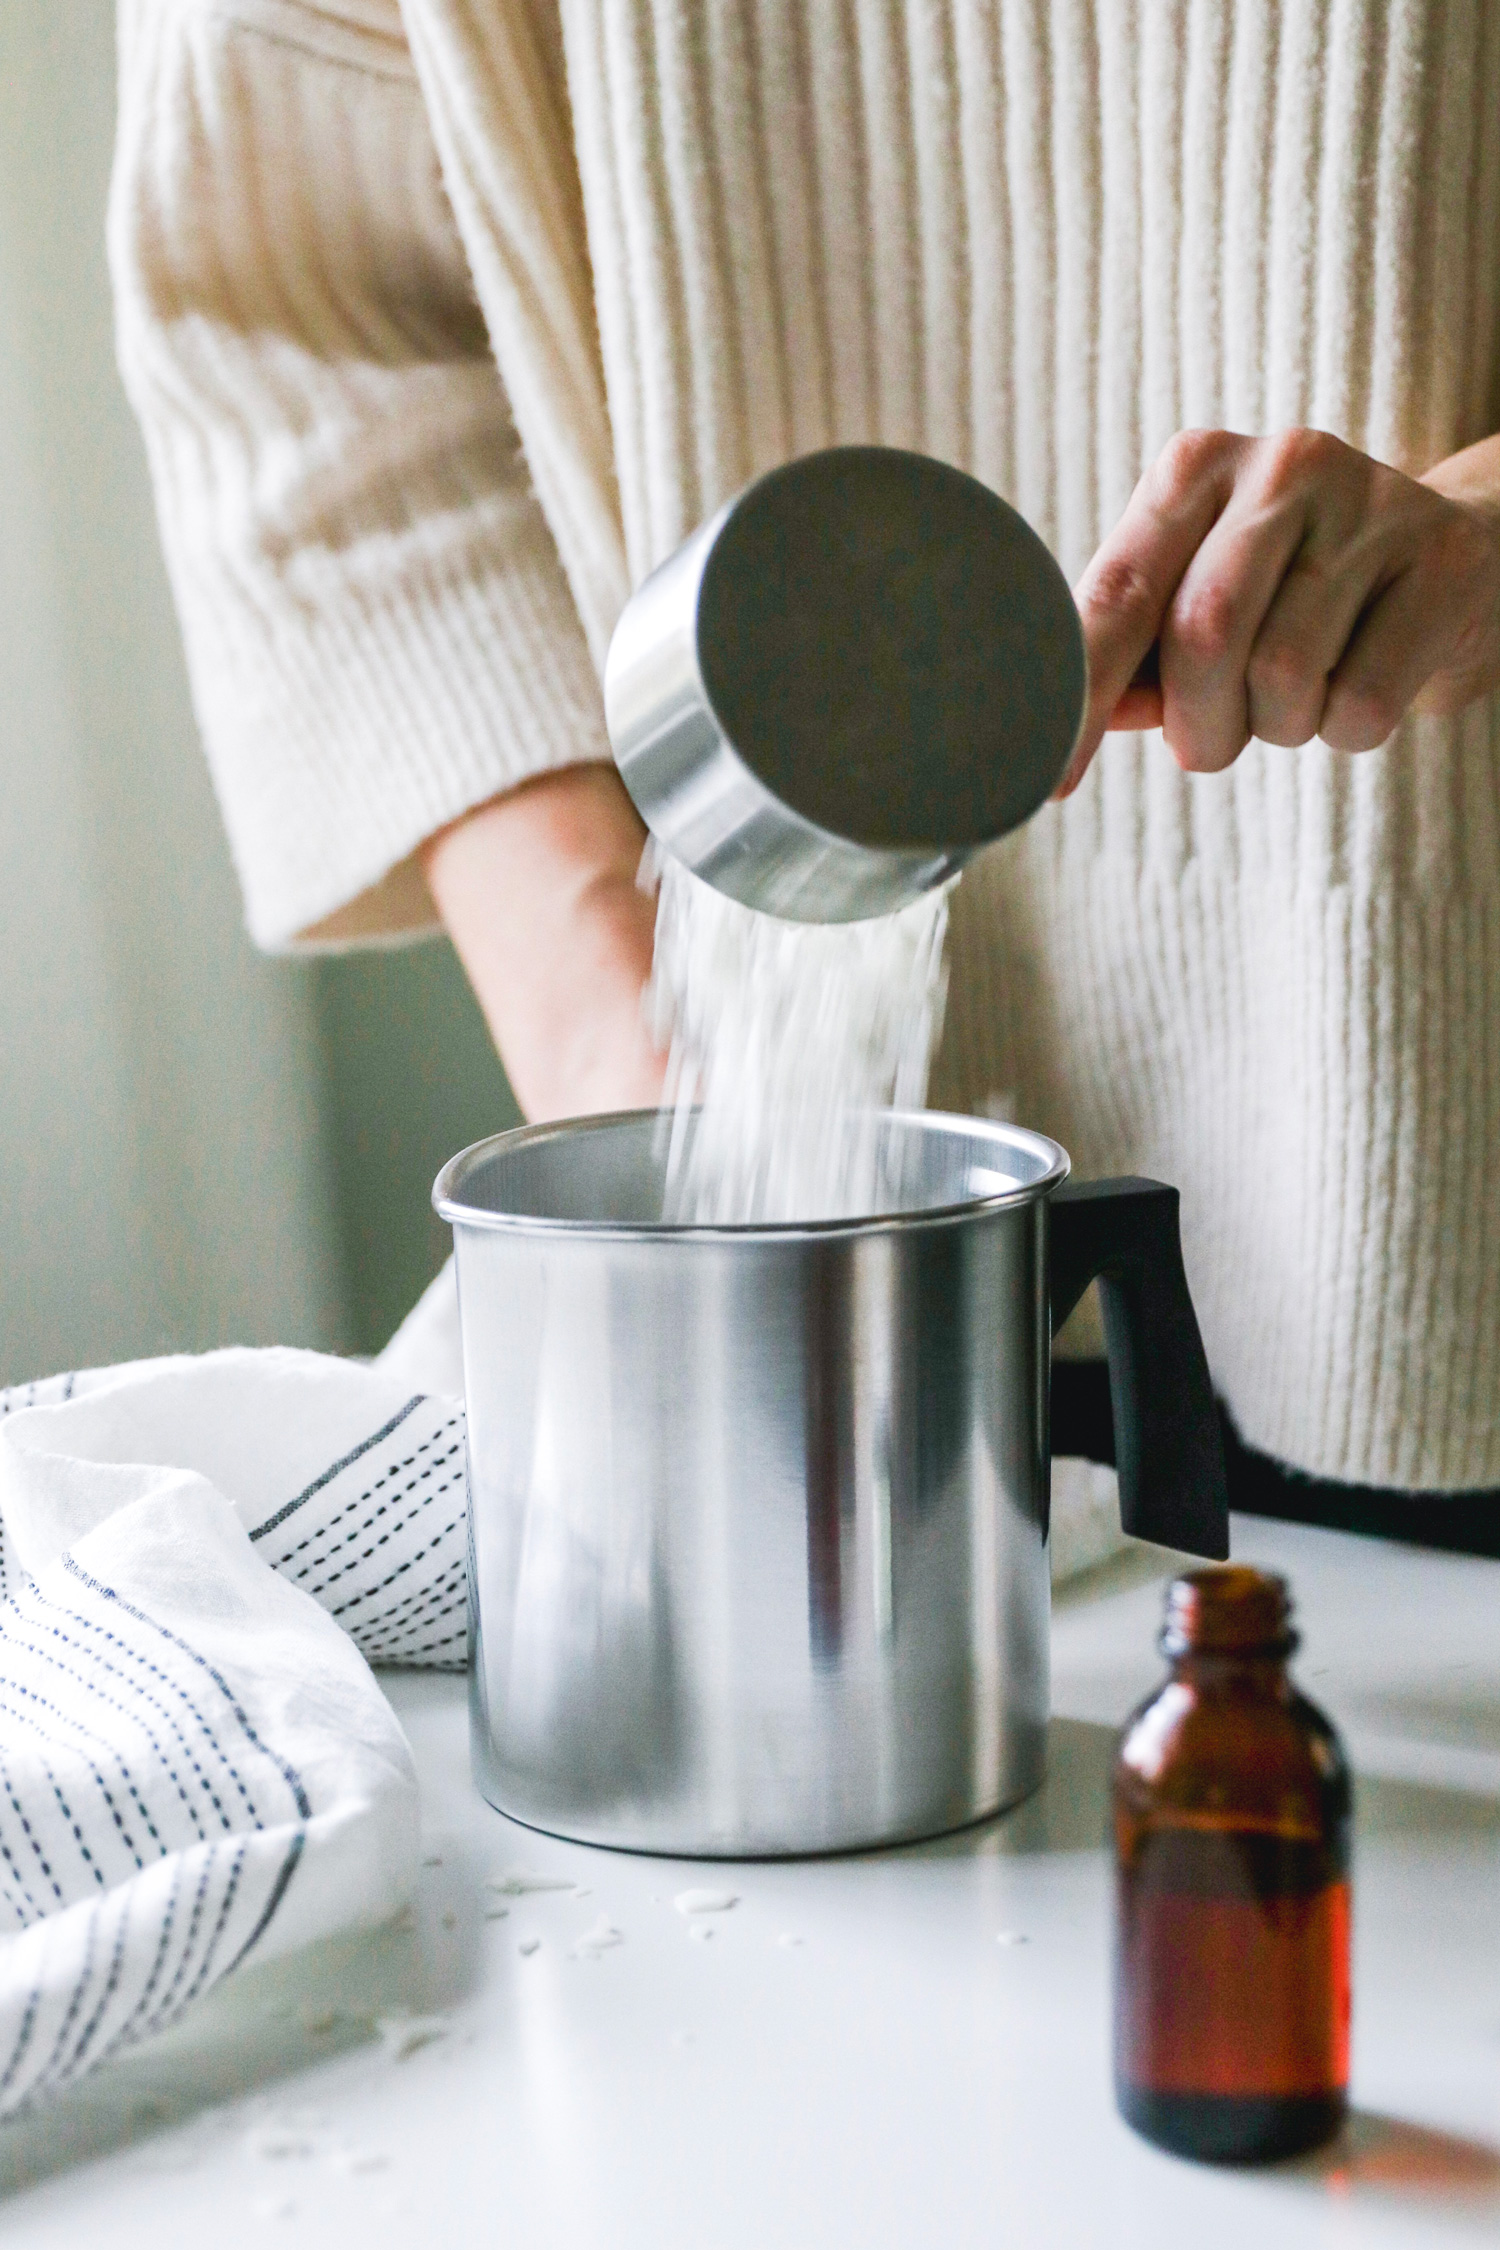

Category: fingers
[1242, 447, 1416, 746]
[1244, 551, 1381, 747]
[1159, 431, 1398, 768]
[1156, 470, 1310, 771]
[1323, 527, 1493, 749]
[1108, 680, 1166, 734]
[1062, 430, 1245, 793]
[1062, 425, 1500, 793]
[1409, 500, 1500, 718]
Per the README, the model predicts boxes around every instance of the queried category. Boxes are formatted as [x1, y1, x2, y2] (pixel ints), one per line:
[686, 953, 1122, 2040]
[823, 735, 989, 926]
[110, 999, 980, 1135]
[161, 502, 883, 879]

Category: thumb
[1057, 437, 1238, 793]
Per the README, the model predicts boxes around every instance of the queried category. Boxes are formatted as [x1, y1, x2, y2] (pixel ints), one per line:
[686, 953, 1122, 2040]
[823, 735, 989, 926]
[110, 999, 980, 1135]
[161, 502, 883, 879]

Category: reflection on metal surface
[445, 1110, 1063, 1856]
[603, 449, 1087, 923]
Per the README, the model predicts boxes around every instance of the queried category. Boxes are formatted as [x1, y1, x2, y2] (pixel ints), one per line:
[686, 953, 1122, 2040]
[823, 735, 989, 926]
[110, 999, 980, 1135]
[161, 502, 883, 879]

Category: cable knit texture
[112, 0, 1500, 1491]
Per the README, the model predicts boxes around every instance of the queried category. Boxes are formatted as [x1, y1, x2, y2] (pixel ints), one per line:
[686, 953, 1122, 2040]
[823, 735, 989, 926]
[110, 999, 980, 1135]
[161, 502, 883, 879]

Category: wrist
[1414, 436, 1500, 714]
[422, 763, 665, 1123]
[1420, 432, 1500, 522]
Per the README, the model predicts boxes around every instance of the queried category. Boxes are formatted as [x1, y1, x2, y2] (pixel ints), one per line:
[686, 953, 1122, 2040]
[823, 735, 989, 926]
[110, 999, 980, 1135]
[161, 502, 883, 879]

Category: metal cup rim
[432, 1105, 1070, 1241]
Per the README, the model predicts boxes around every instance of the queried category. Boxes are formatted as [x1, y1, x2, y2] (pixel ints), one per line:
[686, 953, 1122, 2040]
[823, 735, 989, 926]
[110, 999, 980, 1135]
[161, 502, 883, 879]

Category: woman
[112, 1, 1500, 1509]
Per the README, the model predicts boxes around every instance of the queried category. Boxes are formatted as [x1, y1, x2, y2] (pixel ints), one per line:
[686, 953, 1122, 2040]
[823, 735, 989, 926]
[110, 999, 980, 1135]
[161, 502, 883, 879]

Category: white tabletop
[3, 1515, 1498, 2247]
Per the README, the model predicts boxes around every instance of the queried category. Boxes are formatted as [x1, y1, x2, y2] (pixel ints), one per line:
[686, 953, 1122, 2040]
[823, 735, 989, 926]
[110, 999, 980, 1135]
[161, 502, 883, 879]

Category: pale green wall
[0, 3, 513, 1382]
[311, 945, 520, 1356]
[0, 3, 346, 1380]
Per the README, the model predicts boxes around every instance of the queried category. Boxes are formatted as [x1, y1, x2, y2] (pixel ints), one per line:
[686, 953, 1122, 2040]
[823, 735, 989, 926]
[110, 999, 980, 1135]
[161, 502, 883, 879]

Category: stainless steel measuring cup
[436, 1111, 1228, 1858]
[604, 447, 1087, 922]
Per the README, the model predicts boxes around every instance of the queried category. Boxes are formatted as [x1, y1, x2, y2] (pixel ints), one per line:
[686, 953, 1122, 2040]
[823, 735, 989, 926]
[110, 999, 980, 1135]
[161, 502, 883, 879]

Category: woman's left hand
[1059, 427, 1500, 794]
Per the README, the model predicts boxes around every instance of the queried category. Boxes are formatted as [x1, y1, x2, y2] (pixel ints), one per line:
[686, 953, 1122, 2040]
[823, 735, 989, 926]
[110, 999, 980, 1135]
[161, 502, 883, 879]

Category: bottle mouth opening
[1159, 1566, 1298, 1658]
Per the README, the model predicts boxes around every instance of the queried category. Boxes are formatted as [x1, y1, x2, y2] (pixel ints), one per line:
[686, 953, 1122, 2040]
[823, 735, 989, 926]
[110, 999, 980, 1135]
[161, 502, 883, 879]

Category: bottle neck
[1159, 1566, 1298, 1672]
[1168, 1649, 1292, 1697]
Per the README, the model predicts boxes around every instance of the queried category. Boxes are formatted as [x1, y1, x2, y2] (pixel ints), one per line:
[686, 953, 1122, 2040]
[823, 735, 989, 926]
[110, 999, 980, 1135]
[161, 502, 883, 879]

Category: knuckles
[1321, 683, 1400, 754]
[1166, 576, 1241, 673]
[1089, 430, 1500, 765]
[1253, 425, 1356, 500]
[1245, 637, 1323, 745]
[1246, 635, 1309, 704]
[1149, 426, 1239, 509]
[1079, 549, 1161, 635]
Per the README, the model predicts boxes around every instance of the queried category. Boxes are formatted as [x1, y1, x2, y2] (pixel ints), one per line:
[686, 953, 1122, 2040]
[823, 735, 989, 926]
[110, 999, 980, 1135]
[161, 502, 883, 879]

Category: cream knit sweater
[111, 0, 1500, 1492]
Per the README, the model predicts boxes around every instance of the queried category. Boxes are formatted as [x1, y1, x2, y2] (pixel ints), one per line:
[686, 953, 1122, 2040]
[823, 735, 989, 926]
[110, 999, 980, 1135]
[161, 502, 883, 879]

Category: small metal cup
[604, 447, 1087, 922]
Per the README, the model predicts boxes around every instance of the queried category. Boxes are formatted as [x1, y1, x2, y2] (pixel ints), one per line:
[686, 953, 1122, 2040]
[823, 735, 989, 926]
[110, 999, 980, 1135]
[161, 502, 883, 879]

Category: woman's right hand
[1060, 427, 1500, 794]
[421, 764, 666, 1123]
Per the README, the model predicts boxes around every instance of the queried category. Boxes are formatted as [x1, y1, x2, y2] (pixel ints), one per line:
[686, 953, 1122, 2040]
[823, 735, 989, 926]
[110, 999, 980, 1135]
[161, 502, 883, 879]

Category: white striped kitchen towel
[0, 1269, 1128, 2121]
[0, 1347, 467, 2119]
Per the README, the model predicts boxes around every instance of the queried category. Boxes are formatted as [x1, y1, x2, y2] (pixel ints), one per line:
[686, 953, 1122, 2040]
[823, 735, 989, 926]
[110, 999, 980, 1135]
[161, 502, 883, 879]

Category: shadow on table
[1346, 1680, 1500, 1770]
[0, 1845, 489, 2205]
[917, 1713, 1500, 1868]
[903, 1716, 1117, 1862]
[1000, 1716, 1117, 1853]
[1355, 1767, 1500, 1835]
[1293, 2110, 1500, 2203]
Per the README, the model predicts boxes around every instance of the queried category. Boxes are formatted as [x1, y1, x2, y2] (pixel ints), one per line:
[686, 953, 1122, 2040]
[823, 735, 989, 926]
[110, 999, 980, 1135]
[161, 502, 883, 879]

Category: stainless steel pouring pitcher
[435, 1111, 1227, 1858]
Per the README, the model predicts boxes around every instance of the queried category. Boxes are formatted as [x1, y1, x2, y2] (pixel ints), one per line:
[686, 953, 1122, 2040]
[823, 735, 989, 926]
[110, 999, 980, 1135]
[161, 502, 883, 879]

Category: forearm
[113, 0, 616, 953]
[421, 764, 666, 1123]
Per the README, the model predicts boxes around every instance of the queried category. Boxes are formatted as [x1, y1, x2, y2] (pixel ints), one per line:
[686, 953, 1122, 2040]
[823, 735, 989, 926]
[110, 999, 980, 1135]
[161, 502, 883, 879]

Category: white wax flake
[570, 1917, 624, 1960]
[245, 2128, 318, 2162]
[375, 2013, 450, 2062]
[645, 843, 952, 1224]
[517, 1937, 542, 1957]
[333, 2147, 391, 2176]
[486, 1869, 576, 1896]
[995, 1930, 1030, 1948]
[776, 1933, 804, 1948]
[483, 1905, 510, 1921]
[673, 1888, 739, 1917]
[571, 1886, 592, 1898]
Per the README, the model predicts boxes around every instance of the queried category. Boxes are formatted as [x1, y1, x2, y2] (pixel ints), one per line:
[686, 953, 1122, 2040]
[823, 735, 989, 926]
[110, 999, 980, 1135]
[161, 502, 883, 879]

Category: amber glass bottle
[1113, 1567, 1351, 2163]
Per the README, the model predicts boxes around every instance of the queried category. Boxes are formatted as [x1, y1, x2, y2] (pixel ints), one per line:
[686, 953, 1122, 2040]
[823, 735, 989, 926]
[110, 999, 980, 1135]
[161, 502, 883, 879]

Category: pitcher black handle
[1049, 1177, 1229, 1559]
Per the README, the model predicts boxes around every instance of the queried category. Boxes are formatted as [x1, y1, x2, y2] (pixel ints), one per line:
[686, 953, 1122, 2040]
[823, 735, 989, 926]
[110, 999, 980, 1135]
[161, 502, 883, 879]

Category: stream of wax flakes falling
[642, 840, 952, 1226]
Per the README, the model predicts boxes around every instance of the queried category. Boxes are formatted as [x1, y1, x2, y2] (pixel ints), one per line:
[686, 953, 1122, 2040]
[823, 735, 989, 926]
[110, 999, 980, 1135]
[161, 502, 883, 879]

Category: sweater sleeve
[109, 0, 611, 951]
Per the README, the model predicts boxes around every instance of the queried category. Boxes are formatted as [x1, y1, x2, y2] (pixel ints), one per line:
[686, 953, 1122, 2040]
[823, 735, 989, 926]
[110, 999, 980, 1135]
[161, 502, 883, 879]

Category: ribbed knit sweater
[111, 0, 1500, 1492]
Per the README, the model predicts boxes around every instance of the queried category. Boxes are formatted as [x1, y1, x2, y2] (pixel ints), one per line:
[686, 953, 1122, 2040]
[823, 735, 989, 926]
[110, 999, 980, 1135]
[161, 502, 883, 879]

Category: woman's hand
[1059, 428, 1500, 793]
[421, 764, 666, 1123]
